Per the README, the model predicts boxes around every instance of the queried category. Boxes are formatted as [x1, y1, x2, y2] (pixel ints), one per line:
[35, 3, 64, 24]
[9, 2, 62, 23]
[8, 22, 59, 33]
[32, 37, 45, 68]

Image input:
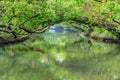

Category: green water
[0, 26, 120, 80]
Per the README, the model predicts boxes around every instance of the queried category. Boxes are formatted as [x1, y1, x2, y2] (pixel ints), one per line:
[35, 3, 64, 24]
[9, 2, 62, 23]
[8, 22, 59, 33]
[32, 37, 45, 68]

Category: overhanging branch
[113, 19, 120, 25]
[19, 14, 39, 26]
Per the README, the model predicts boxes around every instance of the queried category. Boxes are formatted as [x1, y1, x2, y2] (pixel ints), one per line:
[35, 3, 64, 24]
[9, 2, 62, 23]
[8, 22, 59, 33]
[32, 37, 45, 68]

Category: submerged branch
[0, 24, 7, 28]
[90, 36, 120, 44]
[0, 37, 29, 47]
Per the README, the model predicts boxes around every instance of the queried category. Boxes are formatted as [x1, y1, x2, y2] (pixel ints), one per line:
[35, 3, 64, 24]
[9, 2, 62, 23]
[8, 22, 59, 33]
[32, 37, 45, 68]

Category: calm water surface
[0, 25, 120, 80]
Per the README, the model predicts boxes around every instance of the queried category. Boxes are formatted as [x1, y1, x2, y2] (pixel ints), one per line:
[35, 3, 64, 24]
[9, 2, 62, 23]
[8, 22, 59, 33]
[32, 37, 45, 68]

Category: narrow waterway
[0, 25, 120, 80]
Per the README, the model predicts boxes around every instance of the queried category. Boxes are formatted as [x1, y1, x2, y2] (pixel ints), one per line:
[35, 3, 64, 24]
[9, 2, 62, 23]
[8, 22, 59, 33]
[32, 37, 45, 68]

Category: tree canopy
[1, 0, 120, 46]
[0, 0, 81, 46]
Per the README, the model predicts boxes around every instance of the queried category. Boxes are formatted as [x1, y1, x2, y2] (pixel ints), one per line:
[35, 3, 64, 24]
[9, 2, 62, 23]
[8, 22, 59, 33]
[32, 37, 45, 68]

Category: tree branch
[19, 14, 39, 26]
[112, 19, 120, 25]
[0, 24, 7, 28]
[0, 29, 13, 33]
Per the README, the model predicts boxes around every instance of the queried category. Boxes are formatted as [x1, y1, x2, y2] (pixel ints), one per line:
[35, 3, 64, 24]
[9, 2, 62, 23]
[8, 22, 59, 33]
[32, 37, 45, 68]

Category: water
[0, 25, 120, 80]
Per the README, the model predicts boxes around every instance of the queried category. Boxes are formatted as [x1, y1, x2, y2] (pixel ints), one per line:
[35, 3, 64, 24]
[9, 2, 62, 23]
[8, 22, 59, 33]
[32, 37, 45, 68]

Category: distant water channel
[0, 25, 120, 80]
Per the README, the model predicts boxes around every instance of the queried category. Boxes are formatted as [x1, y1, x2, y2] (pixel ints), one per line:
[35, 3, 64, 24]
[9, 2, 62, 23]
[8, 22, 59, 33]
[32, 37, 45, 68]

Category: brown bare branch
[0, 29, 13, 33]
[112, 19, 120, 25]
[19, 25, 50, 33]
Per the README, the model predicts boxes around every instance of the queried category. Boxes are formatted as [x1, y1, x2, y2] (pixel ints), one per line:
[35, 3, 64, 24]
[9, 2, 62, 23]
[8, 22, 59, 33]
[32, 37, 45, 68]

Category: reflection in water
[55, 54, 64, 63]
[0, 25, 120, 80]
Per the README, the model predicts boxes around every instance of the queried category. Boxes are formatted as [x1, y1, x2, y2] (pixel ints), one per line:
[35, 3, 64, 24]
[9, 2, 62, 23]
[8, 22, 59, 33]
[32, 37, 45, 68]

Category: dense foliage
[1, 0, 120, 46]
[0, 0, 81, 46]
[1, 0, 120, 80]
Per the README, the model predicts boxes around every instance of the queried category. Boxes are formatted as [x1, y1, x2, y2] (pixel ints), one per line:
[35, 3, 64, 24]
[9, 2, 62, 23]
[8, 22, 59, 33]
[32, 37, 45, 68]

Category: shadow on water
[1, 25, 120, 80]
